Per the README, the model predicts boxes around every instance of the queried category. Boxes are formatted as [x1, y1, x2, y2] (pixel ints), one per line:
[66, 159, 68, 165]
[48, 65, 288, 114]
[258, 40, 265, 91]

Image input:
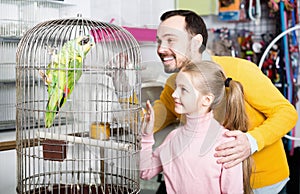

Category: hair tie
[225, 77, 232, 87]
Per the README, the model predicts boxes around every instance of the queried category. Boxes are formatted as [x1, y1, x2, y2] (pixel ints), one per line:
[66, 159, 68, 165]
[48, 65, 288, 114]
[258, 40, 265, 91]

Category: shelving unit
[0, 0, 74, 130]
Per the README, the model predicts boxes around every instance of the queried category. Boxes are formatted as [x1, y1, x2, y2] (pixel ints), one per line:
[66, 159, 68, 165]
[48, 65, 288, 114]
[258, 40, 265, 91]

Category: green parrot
[39, 35, 94, 128]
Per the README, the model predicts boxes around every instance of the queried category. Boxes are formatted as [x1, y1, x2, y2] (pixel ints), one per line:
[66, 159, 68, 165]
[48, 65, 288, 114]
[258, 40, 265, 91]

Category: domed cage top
[16, 17, 142, 194]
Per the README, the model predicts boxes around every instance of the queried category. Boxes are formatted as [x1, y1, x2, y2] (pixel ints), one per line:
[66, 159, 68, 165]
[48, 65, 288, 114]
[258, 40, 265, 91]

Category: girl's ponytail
[223, 78, 253, 194]
[223, 79, 248, 132]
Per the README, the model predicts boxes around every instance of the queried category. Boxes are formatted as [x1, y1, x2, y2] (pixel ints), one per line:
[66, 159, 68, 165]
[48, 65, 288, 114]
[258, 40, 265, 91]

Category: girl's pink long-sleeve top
[140, 112, 243, 194]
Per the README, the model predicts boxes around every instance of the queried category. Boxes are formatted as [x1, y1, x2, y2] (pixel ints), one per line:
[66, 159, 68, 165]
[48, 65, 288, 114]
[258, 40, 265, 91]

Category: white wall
[90, 0, 174, 27]
[61, 0, 175, 28]
[62, 0, 92, 18]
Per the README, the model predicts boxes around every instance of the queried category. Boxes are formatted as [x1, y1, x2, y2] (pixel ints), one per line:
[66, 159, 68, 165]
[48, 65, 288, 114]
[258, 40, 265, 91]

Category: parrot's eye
[79, 37, 90, 45]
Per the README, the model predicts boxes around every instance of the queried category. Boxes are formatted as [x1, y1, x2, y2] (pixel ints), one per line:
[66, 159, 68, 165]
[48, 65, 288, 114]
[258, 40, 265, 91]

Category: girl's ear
[201, 94, 214, 107]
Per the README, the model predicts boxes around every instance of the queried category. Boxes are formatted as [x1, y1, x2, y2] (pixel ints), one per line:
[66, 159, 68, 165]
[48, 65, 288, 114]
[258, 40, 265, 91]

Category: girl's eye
[167, 38, 174, 44]
[181, 87, 188, 93]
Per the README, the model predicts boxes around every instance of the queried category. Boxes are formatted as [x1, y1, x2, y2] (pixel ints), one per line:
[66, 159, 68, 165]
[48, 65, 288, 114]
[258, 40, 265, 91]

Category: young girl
[140, 60, 252, 194]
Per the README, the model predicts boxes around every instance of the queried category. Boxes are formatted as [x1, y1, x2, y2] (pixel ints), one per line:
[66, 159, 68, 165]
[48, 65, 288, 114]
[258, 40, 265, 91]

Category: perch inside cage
[16, 17, 142, 194]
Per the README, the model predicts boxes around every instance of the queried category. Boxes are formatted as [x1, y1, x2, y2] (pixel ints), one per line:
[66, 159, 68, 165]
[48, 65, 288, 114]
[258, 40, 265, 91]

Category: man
[153, 9, 298, 193]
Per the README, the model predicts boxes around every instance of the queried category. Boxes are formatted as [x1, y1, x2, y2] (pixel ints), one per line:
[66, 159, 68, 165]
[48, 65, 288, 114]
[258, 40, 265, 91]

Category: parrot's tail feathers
[59, 91, 69, 109]
[45, 111, 56, 128]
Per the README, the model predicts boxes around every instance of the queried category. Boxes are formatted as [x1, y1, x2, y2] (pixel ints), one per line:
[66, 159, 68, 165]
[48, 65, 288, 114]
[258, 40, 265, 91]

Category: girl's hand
[142, 100, 154, 135]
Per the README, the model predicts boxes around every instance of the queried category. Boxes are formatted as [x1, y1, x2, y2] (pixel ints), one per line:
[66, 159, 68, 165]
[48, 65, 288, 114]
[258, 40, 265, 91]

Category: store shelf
[123, 27, 156, 43]
[0, 0, 74, 37]
[0, 120, 16, 131]
[0, 0, 74, 6]
[0, 36, 21, 43]
[0, 0, 75, 129]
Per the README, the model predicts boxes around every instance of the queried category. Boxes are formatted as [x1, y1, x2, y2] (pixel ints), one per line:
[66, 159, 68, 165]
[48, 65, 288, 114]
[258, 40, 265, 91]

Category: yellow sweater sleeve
[212, 56, 298, 151]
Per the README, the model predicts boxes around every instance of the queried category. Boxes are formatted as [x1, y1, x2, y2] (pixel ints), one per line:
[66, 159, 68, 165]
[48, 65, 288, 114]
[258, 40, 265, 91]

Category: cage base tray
[28, 184, 136, 194]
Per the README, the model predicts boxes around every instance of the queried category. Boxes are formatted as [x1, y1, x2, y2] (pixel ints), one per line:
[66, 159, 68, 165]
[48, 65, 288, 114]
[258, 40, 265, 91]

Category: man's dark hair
[160, 10, 208, 52]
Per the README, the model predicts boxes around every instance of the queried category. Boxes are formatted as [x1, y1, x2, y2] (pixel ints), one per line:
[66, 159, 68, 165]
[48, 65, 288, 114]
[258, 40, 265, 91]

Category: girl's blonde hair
[181, 60, 253, 194]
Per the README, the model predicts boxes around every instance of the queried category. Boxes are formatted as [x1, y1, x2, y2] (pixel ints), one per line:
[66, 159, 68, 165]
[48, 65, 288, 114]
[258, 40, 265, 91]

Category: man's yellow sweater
[153, 56, 298, 189]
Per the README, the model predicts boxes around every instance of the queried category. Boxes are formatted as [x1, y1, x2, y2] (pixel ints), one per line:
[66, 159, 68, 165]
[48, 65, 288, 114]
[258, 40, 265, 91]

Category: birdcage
[16, 17, 142, 194]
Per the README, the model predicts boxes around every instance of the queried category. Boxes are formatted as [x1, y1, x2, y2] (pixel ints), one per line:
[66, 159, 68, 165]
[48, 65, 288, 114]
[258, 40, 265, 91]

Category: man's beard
[164, 65, 180, 74]
[163, 58, 190, 74]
